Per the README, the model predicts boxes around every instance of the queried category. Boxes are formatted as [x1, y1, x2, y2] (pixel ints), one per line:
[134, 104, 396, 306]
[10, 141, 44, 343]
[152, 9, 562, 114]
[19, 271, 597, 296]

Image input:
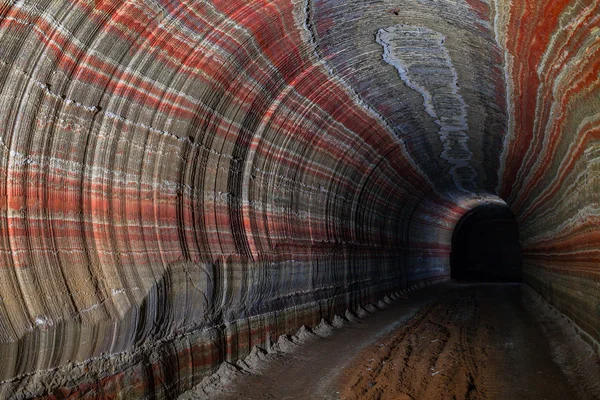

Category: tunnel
[0, 0, 599, 398]
[450, 204, 522, 282]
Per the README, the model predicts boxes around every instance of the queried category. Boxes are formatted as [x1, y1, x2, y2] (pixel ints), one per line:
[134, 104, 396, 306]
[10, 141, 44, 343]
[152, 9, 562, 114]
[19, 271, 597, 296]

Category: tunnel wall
[495, 0, 600, 352]
[0, 1, 444, 397]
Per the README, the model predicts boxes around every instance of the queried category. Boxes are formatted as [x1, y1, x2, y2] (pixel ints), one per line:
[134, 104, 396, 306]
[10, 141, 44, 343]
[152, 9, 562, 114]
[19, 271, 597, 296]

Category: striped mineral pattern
[0, 0, 598, 397]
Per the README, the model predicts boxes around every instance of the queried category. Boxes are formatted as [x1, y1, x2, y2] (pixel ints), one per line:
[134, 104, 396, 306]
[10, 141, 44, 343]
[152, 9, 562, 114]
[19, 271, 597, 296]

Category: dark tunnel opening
[451, 205, 523, 282]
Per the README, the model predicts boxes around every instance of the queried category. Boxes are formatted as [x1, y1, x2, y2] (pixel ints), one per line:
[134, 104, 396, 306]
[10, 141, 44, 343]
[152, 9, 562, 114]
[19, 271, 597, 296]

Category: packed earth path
[180, 283, 600, 400]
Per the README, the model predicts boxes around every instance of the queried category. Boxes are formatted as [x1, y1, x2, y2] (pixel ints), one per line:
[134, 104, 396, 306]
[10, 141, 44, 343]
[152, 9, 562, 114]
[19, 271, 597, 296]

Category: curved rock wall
[0, 1, 437, 397]
[496, 0, 600, 350]
[0, 0, 598, 398]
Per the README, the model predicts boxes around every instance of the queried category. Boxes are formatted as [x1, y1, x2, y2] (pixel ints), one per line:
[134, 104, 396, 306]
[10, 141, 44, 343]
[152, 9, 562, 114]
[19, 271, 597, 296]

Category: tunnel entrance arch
[451, 204, 522, 282]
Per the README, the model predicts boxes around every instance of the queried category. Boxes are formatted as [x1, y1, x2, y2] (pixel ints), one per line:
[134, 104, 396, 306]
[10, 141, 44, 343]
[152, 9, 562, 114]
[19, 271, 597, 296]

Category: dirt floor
[179, 283, 600, 400]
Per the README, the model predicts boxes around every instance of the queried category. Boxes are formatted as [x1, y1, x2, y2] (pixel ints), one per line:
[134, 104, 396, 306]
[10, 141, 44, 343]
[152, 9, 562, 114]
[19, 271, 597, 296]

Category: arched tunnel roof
[0, 0, 598, 397]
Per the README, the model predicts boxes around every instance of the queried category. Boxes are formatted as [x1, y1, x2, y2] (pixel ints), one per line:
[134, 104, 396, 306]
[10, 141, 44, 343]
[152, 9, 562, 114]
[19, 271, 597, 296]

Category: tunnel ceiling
[312, 0, 507, 193]
[0, 0, 599, 397]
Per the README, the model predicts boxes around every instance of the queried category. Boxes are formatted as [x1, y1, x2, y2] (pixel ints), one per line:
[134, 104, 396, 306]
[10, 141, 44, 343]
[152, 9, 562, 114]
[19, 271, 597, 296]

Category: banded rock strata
[0, 0, 597, 398]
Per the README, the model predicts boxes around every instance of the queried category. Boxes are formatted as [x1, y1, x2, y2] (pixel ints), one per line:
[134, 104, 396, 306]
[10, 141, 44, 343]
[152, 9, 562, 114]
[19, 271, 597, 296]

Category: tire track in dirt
[338, 287, 491, 400]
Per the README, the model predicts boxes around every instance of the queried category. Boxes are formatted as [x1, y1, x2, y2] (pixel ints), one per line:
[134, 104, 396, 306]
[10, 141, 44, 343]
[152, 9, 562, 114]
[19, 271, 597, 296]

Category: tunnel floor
[180, 283, 600, 400]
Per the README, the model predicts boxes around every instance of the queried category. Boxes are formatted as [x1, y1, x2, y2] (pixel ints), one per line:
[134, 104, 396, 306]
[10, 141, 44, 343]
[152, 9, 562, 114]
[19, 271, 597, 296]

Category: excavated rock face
[0, 0, 597, 397]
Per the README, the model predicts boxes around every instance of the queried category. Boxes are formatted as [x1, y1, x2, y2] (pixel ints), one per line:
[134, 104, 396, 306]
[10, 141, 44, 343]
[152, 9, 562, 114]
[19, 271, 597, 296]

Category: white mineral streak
[492, 0, 516, 195]
[377, 25, 477, 193]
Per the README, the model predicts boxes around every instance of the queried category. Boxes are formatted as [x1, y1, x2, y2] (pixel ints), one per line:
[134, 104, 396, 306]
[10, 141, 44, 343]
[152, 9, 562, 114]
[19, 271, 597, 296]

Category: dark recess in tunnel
[451, 204, 522, 282]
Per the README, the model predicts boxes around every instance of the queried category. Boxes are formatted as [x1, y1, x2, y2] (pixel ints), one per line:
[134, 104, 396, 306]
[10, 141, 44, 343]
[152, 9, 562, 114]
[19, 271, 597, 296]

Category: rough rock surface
[0, 0, 598, 398]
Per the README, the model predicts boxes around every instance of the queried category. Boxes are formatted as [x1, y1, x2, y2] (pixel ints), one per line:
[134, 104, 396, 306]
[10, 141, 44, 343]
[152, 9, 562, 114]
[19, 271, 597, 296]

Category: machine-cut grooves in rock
[0, 0, 598, 397]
